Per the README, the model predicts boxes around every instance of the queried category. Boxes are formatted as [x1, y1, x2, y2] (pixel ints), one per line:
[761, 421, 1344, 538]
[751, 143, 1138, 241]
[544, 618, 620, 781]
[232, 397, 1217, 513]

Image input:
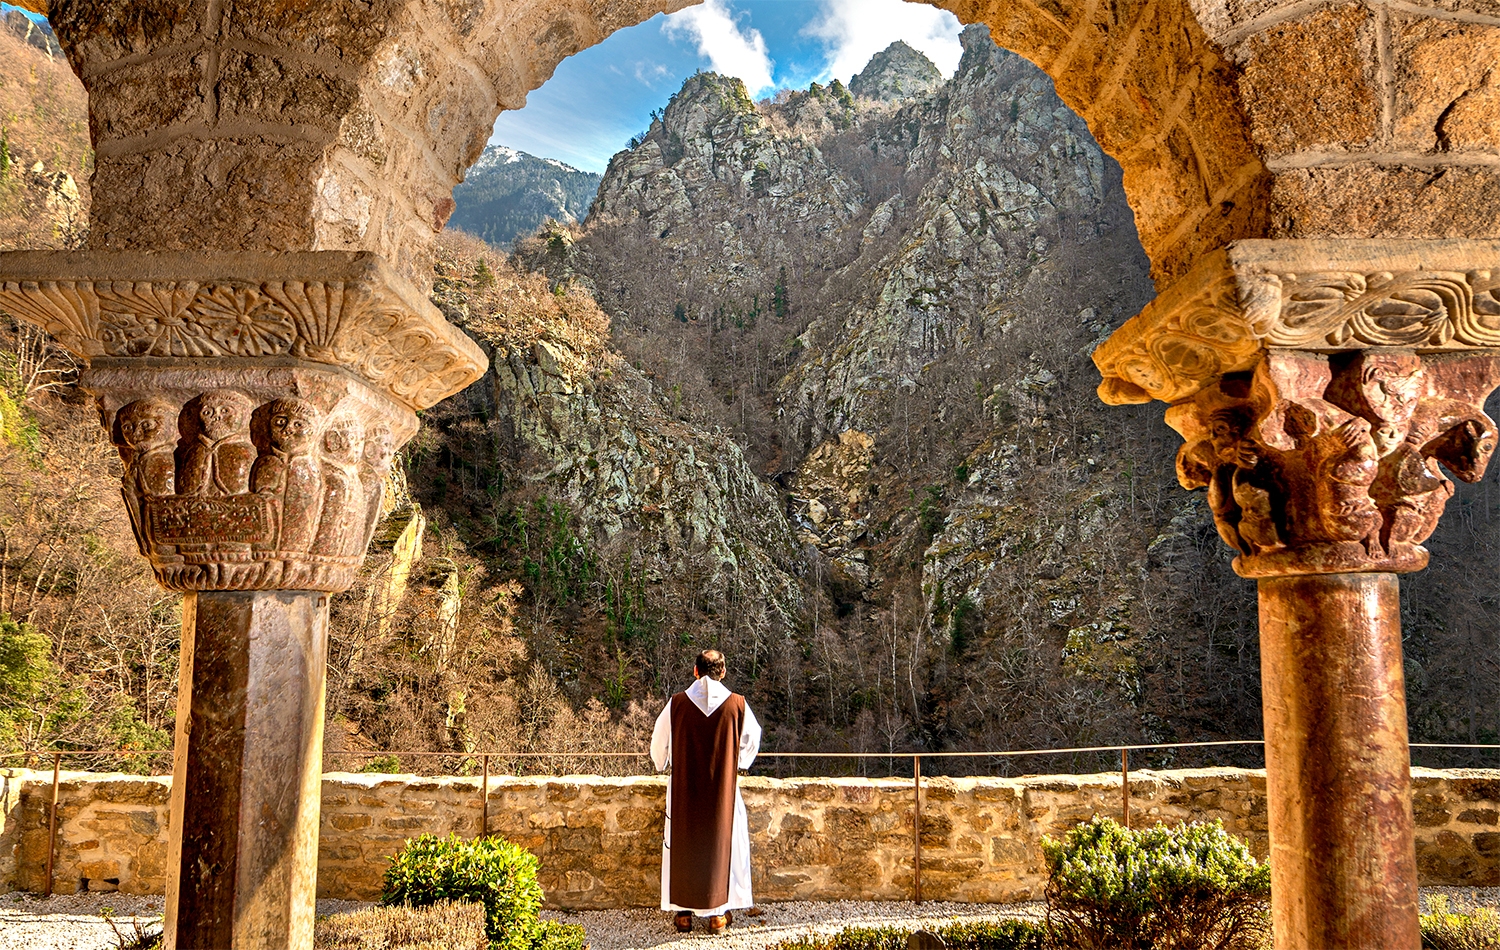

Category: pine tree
[772, 266, 791, 321]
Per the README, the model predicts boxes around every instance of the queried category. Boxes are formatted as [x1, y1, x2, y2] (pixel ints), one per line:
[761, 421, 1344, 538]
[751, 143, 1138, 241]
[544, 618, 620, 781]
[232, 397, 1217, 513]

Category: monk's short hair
[695, 649, 726, 680]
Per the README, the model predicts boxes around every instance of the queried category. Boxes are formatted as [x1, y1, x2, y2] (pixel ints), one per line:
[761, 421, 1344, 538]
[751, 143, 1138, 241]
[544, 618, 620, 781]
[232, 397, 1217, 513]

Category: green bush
[382, 834, 544, 950]
[1422, 895, 1500, 949]
[1042, 816, 1270, 950]
[770, 919, 1047, 950]
[531, 919, 587, 950]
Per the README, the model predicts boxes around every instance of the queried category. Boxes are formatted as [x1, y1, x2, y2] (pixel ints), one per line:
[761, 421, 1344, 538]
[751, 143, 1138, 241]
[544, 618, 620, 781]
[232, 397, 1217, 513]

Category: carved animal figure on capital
[1176, 350, 1500, 576]
[181, 389, 256, 496]
[1177, 406, 1283, 556]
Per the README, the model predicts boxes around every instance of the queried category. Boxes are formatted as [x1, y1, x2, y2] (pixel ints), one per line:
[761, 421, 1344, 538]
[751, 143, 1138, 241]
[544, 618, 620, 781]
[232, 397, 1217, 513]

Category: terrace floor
[2, 889, 1497, 950]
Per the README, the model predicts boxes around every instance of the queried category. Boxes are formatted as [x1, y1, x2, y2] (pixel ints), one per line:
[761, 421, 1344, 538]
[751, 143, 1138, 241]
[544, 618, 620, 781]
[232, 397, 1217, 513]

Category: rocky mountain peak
[848, 40, 942, 102]
[664, 71, 759, 129]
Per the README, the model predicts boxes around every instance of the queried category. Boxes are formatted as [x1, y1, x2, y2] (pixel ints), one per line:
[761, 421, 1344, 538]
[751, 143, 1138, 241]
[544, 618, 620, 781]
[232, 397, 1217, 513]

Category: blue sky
[2, 1, 964, 176]
[1, 4, 43, 21]
[491, 0, 965, 173]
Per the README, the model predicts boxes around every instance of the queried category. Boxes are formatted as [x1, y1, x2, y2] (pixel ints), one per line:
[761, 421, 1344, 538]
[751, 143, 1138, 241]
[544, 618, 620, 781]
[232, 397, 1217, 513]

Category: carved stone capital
[87, 360, 418, 593]
[1095, 239, 1500, 406]
[1169, 349, 1500, 578]
[0, 250, 487, 411]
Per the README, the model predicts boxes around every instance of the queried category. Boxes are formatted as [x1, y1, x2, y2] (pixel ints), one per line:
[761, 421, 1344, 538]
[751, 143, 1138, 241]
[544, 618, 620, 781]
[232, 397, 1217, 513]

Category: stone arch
[31, 0, 1263, 289]
[25, 0, 1500, 292]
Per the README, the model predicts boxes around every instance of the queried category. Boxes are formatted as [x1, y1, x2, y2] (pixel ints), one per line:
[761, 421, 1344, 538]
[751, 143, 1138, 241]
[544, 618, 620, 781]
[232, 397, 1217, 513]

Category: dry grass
[314, 900, 489, 949]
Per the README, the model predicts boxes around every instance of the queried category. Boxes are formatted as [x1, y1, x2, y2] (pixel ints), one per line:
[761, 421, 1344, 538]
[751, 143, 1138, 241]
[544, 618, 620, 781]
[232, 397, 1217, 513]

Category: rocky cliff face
[0, 19, 88, 251]
[539, 28, 1273, 756]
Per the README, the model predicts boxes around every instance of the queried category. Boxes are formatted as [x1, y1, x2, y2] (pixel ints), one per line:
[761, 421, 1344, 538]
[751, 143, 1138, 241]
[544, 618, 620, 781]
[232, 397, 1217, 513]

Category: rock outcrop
[848, 40, 943, 102]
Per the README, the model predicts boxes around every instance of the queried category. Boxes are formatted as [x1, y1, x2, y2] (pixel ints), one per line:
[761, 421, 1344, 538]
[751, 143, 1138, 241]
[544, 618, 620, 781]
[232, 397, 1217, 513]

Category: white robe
[650, 676, 761, 914]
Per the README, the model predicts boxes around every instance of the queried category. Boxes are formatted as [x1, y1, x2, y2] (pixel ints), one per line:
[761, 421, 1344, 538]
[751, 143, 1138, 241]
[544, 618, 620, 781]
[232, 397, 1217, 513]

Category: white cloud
[634, 61, 671, 87]
[662, 0, 775, 95]
[805, 0, 964, 84]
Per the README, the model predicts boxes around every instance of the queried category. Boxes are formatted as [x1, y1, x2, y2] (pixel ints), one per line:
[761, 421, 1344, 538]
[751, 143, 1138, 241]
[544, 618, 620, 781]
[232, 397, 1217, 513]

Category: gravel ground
[0, 888, 1495, 950]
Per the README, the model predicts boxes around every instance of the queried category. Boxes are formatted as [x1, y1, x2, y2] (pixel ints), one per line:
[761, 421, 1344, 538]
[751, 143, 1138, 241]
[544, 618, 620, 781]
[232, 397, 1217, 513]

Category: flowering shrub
[1041, 816, 1270, 950]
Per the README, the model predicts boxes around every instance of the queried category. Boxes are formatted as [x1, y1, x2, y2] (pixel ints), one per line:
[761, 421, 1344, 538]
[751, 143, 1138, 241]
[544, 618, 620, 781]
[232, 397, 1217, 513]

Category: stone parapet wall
[2, 767, 1499, 908]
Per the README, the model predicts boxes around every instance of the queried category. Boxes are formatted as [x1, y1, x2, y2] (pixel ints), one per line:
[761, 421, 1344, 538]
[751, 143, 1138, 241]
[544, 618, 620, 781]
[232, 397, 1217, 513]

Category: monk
[650, 649, 761, 935]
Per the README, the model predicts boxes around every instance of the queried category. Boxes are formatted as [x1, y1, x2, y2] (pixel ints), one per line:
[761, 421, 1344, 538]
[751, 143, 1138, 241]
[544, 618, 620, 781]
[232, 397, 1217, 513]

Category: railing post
[1121, 747, 1130, 829]
[44, 752, 60, 897]
[480, 754, 489, 839]
[913, 753, 922, 904]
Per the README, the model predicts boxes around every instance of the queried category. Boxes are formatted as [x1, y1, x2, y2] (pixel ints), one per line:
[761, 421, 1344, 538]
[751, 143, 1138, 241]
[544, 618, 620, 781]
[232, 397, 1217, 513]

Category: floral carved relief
[0, 251, 487, 412]
[1169, 349, 1500, 578]
[1095, 241, 1500, 407]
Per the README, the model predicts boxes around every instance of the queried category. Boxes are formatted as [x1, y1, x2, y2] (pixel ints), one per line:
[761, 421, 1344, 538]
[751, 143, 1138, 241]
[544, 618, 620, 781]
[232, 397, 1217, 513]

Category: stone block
[555, 828, 602, 852]
[1119, 124, 1210, 255]
[1418, 829, 1488, 884]
[1391, 13, 1500, 153]
[87, 51, 206, 142]
[1476, 832, 1500, 859]
[1452, 777, 1500, 802]
[973, 784, 1020, 803]
[1459, 809, 1500, 825]
[51, 0, 204, 72]
[1053, 0, 1157, 109]
[841, 784, 873, 804]
[832, 857, 881, 887]
[614, 806, 659, 831]
[1268, 164, 1500, 240]
[89, 139, 326, 253]
[1233, 4, 1378, 155]
[381, 815, 427, 830]
[792, 782, 836, 802]
[221, 0, 411, 63]
[1103, 4, 1211, 150]
[983, 0, 1072, 72]
[564, 808, 606, 829]
[328, 813, 372, 831]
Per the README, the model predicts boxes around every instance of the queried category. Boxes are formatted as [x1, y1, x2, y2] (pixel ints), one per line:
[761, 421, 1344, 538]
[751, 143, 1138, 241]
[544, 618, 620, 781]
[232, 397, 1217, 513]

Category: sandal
[706, 911, 732, 933]
[674, 912, 694, 933]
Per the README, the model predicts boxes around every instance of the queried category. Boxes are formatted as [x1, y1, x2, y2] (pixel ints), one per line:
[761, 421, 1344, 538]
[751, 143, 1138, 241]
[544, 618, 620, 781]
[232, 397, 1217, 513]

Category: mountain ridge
[448, 144, 601, 249]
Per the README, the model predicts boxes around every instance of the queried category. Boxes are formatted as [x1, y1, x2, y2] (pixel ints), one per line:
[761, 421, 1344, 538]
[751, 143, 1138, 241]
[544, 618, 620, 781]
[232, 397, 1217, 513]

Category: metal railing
[7, 739, 1500, 902]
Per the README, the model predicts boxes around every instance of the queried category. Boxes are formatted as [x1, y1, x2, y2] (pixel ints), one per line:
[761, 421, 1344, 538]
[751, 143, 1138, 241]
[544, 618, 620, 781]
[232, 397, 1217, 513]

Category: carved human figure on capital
[116, 397, 180, 556]
[117, 397, 179, 496]
[359, 423, 395, 544]
[181, 390, 256, 496]
[314, 418, 365, 559]
[252, 398, 325, 553]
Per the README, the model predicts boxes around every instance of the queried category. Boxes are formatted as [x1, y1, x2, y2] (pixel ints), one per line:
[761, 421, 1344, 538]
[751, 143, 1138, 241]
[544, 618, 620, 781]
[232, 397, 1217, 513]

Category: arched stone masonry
[3, 0, 1500, 947]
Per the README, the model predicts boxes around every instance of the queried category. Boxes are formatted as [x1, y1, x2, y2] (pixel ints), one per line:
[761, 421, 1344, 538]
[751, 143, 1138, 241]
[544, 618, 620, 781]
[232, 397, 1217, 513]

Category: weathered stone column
[1096, 239, 1500, 950]
[0, 250, 486, 948]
